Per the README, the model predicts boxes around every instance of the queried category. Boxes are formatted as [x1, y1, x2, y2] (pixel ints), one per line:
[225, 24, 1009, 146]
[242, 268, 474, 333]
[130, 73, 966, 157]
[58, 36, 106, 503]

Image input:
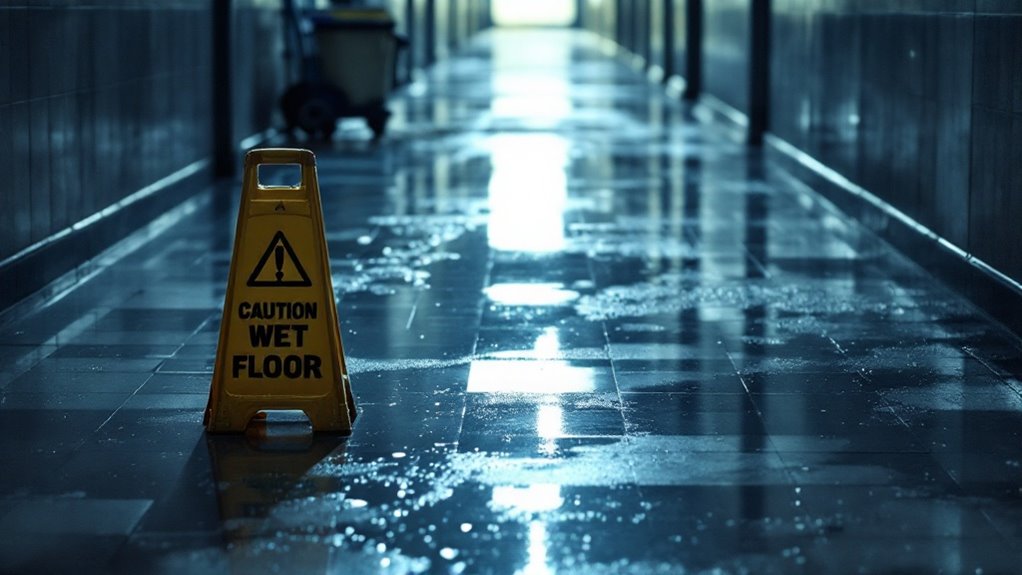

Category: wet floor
[2, 29, 1022, 574]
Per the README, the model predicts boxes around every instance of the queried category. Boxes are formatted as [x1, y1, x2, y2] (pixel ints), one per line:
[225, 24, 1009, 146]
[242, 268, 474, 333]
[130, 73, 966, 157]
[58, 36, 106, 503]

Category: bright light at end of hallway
[491, 0, 576, 27]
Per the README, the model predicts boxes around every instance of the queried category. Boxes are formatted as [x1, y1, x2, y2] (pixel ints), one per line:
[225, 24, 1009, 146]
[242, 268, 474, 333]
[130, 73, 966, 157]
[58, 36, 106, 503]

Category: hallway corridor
[1, 29, 1021, 573]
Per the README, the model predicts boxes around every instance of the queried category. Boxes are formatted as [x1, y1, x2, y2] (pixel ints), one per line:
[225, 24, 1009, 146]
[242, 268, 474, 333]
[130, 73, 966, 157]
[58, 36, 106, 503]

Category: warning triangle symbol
[246, 231, 312, 287]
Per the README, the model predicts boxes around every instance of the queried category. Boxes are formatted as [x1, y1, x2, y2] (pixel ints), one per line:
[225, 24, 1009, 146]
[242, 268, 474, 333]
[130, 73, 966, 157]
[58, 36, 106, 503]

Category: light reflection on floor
[486, 134, 570, 253]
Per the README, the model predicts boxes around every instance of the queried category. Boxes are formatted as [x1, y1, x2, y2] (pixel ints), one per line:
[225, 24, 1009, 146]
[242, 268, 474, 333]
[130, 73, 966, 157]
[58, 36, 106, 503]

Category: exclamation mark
[274, 245, 284, 282]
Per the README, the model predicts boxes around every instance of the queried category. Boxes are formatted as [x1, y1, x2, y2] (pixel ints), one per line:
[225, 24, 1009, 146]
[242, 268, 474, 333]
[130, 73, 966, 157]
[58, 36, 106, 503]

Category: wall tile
[435, 0, 449, 60]
[0, 105, 13, 252]
[47, 94, 70, 232]
[10, 101, 32, 254]
[703, 0, 750, 114]
[50, 7, 71, 96]
[671, 0, 688, 80]
[76, 90, 96, 221]
[10, 8, 29, 103]
[0, 10, 10, 106]
[649, 0, 665, 72]
[937, 14, 973, 108]
[28, 8, 52, 100]
[28, 98, 50, 244]
[768, 2, 1022, 290]
[969, 108, 1020, 277]
[976, 1, 1022, 15]
[634, 0, 650, 62]
[76, 8, 94, 92]
[933, 102, 972, 246]
[972, 15, 1012, 112]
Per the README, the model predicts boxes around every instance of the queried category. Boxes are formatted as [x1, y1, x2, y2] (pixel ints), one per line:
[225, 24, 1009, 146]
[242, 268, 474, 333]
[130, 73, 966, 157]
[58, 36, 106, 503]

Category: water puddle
[331, 211, 487, 296]
[576, 275, 926, 322]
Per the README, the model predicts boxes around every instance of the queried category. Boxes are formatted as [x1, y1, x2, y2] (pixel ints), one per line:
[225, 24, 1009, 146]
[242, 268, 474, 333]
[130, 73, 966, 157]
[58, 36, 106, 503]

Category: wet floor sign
[204, 149, 356, 433]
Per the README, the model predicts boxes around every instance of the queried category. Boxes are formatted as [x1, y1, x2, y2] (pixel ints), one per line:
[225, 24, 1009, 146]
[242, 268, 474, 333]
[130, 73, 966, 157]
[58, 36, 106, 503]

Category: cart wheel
[323, 121, 338, 139]
[297, 95, 337, 138]
[367, 111, 389, 140]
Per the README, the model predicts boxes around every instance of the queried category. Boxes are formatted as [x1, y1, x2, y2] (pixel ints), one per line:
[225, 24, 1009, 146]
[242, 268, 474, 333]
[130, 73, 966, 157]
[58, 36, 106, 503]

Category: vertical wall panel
[670, 0, 701, 98]
[671, 0, 687, 82]
[584, 0, 616, 41]
[703, 0, 750, 114]
[812, 8, 860, 180]
[435, 0, 450, 60]
[649, 0, 665, 73]
[0, 9, 9, 107]
[412, 0, 428, 69]
[969, 12, 1022, 280]
[0, 106, 10, 254]
[10, 101, 32, 253]
[635, 0, 650, 64]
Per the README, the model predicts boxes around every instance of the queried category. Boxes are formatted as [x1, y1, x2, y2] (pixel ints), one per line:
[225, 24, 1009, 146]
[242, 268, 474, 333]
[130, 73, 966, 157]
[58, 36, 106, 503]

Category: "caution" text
[232, 300, 322, 380]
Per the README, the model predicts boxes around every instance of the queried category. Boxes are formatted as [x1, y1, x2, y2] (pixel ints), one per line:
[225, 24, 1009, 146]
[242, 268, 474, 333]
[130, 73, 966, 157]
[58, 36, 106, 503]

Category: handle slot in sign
[257, 163, 303, 189]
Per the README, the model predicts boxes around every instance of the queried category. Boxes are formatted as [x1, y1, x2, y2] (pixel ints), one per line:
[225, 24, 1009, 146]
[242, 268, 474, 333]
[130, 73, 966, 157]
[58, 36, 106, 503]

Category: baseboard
[691, 95, 750, 146]
[765, 134, 1022, 338]
[0, 160, 212, 313]
[695, 93, 748, 129]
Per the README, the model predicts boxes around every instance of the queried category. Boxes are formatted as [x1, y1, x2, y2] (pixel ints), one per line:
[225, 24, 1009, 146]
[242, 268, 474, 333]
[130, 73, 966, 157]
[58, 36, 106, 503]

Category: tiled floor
[2, 29, 1022, 573]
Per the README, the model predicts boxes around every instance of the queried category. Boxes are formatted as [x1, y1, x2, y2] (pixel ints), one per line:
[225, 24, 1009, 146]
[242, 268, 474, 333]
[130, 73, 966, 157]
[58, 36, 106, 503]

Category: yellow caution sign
[205, 148, 356, 433]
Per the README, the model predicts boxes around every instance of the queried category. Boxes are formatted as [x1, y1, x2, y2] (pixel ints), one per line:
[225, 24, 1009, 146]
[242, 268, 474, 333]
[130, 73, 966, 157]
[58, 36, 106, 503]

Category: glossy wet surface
[3, 29, 1022, 574]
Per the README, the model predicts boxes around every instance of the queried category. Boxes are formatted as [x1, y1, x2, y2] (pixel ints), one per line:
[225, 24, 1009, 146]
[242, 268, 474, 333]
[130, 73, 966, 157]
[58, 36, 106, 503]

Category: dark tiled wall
[0, 2, 214, 261]
[703, 0, 750, 113]
[0, 0, 486, 310]
[969, 7, 1022, 280]
[771, 1, 1022, 279]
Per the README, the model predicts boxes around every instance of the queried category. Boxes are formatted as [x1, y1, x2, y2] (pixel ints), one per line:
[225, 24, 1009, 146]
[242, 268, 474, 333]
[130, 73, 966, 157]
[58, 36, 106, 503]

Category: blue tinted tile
[0, 498, 152, 535]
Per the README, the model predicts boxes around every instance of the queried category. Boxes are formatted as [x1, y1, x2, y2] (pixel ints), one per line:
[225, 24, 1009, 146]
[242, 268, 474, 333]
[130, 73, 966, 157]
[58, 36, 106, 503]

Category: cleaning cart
[280, 3, 404, 139]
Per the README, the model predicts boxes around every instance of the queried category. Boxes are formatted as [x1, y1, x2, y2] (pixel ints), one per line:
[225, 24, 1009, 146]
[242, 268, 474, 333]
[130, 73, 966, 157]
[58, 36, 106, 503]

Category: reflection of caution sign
[247, 231, 312, 287]
[204, 148, 357, 433]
